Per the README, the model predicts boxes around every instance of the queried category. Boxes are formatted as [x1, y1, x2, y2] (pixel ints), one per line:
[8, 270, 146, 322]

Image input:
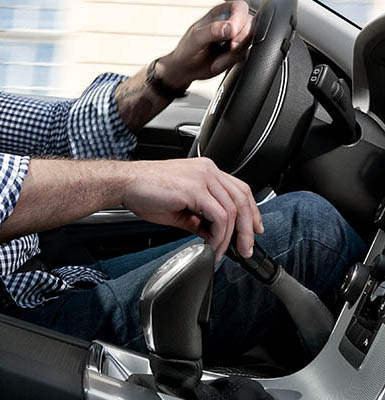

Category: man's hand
[115, 1, 254, 132]
[157, 1, 254, 91]
[0, 157, 262, 261]
[124, 157, 263, 261]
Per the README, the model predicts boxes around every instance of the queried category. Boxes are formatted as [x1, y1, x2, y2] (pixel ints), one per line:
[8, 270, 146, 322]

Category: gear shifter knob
[140, 243, 215, 361]
[139, 244, 215, 398]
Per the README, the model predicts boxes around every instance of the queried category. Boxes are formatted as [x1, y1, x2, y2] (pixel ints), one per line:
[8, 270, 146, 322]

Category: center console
[82, 228, 385, 400]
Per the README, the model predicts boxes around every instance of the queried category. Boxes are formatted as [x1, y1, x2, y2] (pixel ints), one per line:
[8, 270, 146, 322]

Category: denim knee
[260, 191, 366, 260]
[292, 191, 366, 259]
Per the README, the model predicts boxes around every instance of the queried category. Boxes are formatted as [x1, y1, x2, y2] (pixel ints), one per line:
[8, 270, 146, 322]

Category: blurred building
[64, 0, 220, 99]
[0, 0, 65, 96]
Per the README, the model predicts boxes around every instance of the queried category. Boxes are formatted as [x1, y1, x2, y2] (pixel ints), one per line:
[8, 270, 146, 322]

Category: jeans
[18, 192, 367, 359]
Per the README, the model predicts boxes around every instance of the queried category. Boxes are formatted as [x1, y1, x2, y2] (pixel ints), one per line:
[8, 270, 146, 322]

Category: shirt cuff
[67, 73, 137, 160]
[0, 153, 30, 225]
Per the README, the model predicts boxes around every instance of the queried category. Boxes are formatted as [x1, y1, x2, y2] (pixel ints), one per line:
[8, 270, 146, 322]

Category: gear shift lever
[139, 244, 215, 398]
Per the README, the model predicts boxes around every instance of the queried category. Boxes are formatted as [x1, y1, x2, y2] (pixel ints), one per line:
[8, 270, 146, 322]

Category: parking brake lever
[228, 240, 335, 358]
[139, 244, 215, 398]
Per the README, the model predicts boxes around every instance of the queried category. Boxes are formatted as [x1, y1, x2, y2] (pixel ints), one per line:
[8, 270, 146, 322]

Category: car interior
[2, 0, 385, 398]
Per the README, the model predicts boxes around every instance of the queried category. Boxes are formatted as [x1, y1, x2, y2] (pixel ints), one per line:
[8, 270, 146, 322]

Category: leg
[89, 234, 194, 279]
[18, 192, 367, 357]
[205, 191, 368, 360]
[18, 235, 202, 349]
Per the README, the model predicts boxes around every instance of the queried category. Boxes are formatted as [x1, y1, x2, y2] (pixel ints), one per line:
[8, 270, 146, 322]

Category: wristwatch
[146, 58, 188, 100]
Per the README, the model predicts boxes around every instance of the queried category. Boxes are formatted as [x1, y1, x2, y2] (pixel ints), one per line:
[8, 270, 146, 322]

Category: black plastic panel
[292, 110, 385, 238]
[0, 314, 89, 400]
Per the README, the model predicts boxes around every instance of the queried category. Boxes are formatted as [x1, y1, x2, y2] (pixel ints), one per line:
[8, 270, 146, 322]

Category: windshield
[317, 0, 385, 27]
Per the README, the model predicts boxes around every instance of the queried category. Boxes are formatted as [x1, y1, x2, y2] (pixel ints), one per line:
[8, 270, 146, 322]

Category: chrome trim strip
[178, 124, 201, 138]
[231, 57, 289, 175]
[364, 229, 385, 265]
[73, 209, 140, 225]
[256, 189, 277, 206]
[84, 341, 179, 400]
[84, 369, 163, 400]
[86, 342, 104, 373]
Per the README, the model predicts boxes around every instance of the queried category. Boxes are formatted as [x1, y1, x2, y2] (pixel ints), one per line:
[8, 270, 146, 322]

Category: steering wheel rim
[191, 0, 298, 178]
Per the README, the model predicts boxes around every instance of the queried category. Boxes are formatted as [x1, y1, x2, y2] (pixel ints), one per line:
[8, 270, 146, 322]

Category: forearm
[114, 0, 253, 134]
[115, 55, 191, 133]
[0, 158, 130, 243]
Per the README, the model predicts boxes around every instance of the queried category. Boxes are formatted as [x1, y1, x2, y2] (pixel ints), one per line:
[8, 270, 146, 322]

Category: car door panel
[135, 94, 209, 160]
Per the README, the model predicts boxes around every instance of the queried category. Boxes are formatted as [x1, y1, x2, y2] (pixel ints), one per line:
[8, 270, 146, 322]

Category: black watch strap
[146, 58, 187, 100]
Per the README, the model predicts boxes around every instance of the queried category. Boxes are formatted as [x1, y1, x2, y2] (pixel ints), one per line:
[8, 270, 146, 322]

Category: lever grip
[139, 244, 215, 361]
[268, 266, 335, 357]
[228, 240, 334, 357]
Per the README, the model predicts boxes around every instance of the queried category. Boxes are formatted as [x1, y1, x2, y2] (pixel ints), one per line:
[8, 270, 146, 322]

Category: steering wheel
[190, 0, 311, 193]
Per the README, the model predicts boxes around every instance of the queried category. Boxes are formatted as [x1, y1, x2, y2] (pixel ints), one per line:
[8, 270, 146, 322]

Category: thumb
[192, 20, 233, 51]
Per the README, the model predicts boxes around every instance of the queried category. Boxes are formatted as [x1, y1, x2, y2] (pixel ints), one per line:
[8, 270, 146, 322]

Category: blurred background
[322, 0, 385, 26]
[0, 0, 384, 100]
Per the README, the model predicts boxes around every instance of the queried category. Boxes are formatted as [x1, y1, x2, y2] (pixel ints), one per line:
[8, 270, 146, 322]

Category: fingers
[214, 174, 252, 258]
[206, 177, 237, 261]
[192, 20, 233, 53]
[219, 172, 264, 259]
[231, 13, 255, 51]
[210, 12, 254, 73]
[211, 47, 246, 75]
[206, 1, 250, 38]
[226, 1, 252, 43]
[192, 158, 263, 261]
[192, 1, 252, 52]
[195, 188, 231, 260]
[158, 181, 230, 259]
[224, 173, 264, 236]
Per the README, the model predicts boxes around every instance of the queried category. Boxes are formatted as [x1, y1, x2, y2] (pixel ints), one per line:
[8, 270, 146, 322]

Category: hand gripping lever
[228, 241, 335, 358]
[139, 244, 215, 398]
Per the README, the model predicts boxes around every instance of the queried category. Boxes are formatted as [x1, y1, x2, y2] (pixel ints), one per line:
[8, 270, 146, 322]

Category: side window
[0, 0, 222, 100]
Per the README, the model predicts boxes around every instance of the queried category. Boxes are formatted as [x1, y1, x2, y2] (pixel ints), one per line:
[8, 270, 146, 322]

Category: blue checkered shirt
[0, 73, 137, 308]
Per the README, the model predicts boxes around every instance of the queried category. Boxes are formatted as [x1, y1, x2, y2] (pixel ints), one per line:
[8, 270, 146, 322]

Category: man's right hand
[123, 157, 263, 261]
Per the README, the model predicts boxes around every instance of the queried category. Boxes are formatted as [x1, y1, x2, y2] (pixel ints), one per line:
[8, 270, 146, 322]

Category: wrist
[109, 160, 137, 207]
[154, 55, 192, 94]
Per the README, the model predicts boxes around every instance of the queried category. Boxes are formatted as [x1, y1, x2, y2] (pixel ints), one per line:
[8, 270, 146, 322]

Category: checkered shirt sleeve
[0, 73, 136, 159]
[0, 73, 136, 308]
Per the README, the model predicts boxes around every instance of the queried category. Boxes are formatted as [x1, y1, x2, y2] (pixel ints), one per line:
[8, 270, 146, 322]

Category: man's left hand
[157, 1, 254, 91]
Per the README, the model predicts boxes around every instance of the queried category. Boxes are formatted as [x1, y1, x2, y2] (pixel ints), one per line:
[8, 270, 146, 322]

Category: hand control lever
[139, 244, 215, 398]
[308, 64, 359, 145]
[228, 240, 335, 358]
